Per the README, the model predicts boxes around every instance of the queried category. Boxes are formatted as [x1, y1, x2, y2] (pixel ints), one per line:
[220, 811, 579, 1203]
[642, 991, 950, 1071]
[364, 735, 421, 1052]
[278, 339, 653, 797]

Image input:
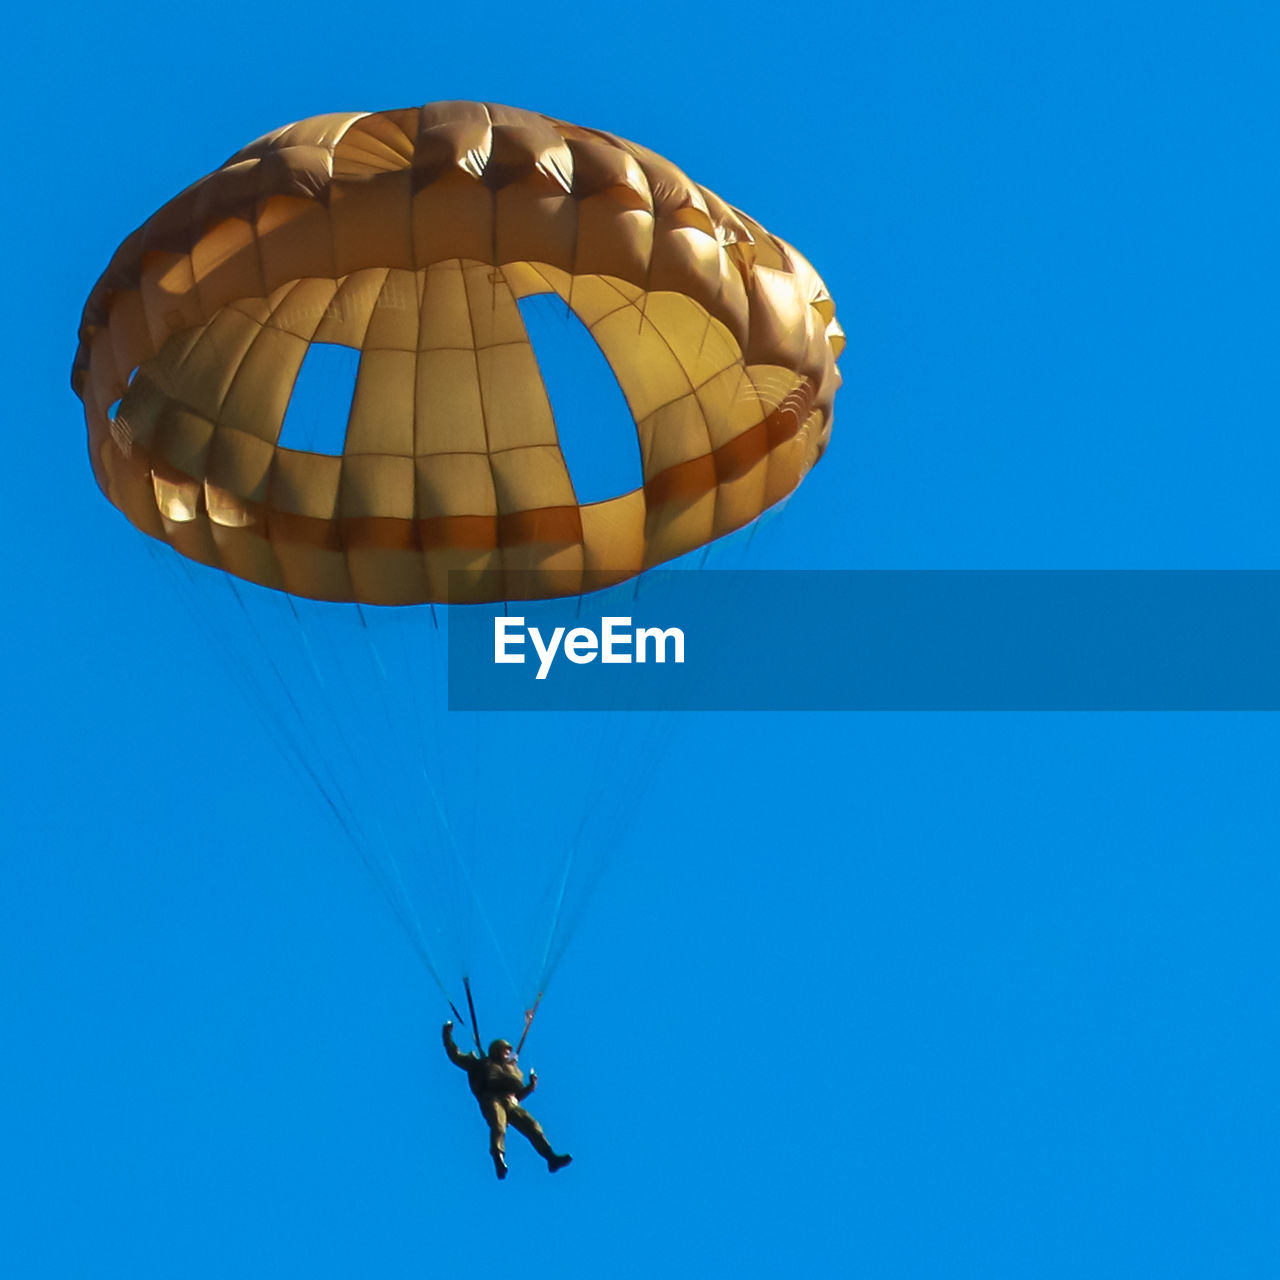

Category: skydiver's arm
[442, 1021, 474, 1069]
[516, 1070, 538, 1101]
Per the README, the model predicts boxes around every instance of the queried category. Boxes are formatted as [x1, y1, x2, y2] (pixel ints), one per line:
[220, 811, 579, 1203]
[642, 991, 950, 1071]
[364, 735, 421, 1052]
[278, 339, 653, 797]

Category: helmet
[488, 1039, 514, 1060]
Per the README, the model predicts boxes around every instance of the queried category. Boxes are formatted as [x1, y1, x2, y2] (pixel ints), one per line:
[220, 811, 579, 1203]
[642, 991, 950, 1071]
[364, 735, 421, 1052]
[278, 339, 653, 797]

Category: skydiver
[442, 1020, 573, 1180]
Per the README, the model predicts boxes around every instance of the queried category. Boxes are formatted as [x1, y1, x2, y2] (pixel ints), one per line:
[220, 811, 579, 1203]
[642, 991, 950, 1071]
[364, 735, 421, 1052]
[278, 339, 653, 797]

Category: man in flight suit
[442, 1020, 573, 1180]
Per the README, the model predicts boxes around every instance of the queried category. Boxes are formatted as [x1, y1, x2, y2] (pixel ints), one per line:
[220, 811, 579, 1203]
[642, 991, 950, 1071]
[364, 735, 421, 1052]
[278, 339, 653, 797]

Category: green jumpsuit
[442, 1024, 567, 1173]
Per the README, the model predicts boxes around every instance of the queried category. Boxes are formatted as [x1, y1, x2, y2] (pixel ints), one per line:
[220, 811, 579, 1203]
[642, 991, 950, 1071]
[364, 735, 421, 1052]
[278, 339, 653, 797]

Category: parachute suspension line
[271, 594, 394, 856]
[387, 604, 468, 968]
[546, 534, 769, 981]
[447, 997, 471, 1032]
[286, 597, 418, 869]
[460, 657, 479, 963]
[222, 574, 449, 992]
[543, 529, 779, 983]
[536, 773, 611, 992]
[146, 544, 455, 995]
[150, 547, 353, 843]
[531, 824, 582, 997]
[363, 603, 519, 1000]
[307, 604, 478, 993]
[389, 613, 519, 1012]
[159, 549, 373, 856]
[230, 585, 442, 971]
[539, 612, 685, 991]
[239, 587, 401, 878]
[345, 604, 448, 933]
[515, 992, 542, 1057]
[543, 527, 784, 980]
[527, 578, 642, 992]
[529, 665, 633, 991]
[446, 615, 493, 990]
[355, 599, 440, 870]
[463, 976, 483, 1054]
[282, 604, 424, 920]
[533, 817, 601, 994]
[400, 611, 473, 943]
[450, 856, 523, 1007]
[364, 606, 520, 1006]
[539, 709, 679, 991]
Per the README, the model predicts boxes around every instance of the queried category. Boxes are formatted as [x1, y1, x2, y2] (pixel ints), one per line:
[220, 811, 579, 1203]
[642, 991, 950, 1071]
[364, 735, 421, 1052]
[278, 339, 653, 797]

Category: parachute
[71, 101, 844, 1027]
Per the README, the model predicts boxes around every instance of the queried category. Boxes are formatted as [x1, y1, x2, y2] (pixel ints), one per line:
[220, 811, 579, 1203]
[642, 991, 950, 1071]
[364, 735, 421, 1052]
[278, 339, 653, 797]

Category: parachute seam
[460, 262, 504, 599]
[591, 276, 714, 492]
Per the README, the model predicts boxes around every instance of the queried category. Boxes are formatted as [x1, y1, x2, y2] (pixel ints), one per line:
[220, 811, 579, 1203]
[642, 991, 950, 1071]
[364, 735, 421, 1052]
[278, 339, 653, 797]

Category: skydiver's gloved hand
[528, 1070, 538, 1094]
[442, 1020, 455, 1045]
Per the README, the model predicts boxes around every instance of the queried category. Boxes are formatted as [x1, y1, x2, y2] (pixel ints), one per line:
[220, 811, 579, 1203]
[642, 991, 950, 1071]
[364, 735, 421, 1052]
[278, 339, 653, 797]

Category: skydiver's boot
[492, 1151, 509, 1180]
[547, 1153, 573, 1173]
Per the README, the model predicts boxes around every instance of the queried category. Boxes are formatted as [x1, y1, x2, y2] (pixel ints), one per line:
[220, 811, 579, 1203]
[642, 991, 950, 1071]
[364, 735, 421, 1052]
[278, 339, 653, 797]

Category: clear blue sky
[4, 2, 1279, 1277]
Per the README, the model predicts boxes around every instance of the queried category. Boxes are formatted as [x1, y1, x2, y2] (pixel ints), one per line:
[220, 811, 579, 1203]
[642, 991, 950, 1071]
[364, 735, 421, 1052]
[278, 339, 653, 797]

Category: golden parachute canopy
[72, 101, 844, 604]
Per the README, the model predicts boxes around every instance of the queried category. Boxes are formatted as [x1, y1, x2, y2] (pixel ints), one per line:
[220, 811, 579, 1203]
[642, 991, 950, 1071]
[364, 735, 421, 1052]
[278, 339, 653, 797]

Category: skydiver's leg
[507, 1105, 556, 1160]
[479, 1097, 509, 1178]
